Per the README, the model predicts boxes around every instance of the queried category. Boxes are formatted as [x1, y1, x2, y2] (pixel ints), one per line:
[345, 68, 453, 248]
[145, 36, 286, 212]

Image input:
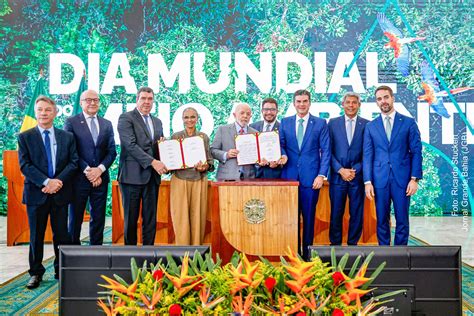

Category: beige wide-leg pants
[170, 176, 208, 245]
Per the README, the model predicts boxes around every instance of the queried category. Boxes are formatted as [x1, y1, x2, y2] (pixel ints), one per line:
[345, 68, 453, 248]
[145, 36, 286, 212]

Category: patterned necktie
[385, 116, 392, 141]
[297, 118, 304, 149]
[43, 130, 54, 178]
[90, 116, 98, 145]
[347, 119, 353, 145]
[265, 124, 271, 132]
[143, 115, 153, 138]
[239, 128, 244, 135]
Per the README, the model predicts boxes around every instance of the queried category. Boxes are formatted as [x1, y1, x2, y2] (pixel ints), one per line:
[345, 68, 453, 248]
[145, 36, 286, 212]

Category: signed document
[235, 131, 281, 166]
[181, 136, 207, 168]
[257, 131, 281, 162]
[158, 136, 207, 170]
[236, 134, 258, 165]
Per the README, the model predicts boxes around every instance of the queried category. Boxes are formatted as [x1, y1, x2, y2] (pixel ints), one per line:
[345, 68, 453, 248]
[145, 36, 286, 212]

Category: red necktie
[239, 128, 244, 135]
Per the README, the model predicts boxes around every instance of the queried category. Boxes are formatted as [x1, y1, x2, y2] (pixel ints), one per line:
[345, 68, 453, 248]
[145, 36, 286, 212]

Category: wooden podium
[210, 180, 299, 263]
[3, 150, 53, 245]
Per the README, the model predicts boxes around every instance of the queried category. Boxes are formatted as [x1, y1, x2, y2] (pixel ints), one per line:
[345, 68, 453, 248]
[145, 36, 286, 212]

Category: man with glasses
[250, 97, 282, 178]
[64, 89, 116, 245]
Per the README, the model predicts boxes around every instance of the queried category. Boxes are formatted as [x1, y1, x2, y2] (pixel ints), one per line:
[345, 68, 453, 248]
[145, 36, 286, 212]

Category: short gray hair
[342, 92, 361, 104]
[182, 107, 198, 118]
[34, 95, 57, 111]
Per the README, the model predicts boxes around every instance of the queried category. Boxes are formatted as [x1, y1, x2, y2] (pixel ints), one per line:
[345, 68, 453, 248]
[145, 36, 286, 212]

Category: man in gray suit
[250, 97, 282, 179]
[117, 87, 165, 245]
[211, 103, 257, 180]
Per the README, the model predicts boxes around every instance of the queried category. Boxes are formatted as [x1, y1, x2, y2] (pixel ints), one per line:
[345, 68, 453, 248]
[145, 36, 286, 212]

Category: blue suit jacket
[363, 112, 422, 189]
[280, 114, 330, 187]
[64, 113, 117, 183]
[328, 115, 368, 185]
[249, 120, 282, 179]
[18, 127, 79, 206]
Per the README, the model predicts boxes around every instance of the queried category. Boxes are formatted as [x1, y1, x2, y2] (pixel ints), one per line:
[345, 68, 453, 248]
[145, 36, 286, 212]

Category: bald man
[211, 103, 257, 180]
[64, 89, 116, 245]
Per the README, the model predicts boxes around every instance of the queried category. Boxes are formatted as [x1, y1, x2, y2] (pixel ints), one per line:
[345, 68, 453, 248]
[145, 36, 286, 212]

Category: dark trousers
[26, 196, 69, 277]
[68, 176, 108, 245]
[329, 182, 365, 245]
[374, 172, 410, 246]
[120, 180, 159, 245]
[298, 186, 320, 259]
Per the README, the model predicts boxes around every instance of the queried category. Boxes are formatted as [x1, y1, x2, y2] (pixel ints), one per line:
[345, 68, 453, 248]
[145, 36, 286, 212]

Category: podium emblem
[243, 199, 266, 224]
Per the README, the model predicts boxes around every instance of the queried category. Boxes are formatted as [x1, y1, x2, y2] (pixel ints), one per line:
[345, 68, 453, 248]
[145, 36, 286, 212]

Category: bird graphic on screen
[377, 13, 426, 77]
[418, 60, 473, 118]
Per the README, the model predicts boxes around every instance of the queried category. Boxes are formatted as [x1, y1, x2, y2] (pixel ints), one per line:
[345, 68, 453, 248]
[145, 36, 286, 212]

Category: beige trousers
[170, 176, 208, 245]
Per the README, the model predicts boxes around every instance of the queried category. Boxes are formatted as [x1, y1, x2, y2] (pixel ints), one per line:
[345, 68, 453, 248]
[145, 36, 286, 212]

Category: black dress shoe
[54, 273, 59, 280]
[26, 275, 42, 289]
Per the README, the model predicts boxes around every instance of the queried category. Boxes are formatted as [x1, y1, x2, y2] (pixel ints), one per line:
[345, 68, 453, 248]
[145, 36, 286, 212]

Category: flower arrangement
[98, 248, 404, 315]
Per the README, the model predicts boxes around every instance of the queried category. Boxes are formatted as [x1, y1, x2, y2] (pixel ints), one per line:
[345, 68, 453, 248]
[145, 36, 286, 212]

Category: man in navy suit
[363, 85, 422, 245]
[64, 90, 116, 245]
[18, 96, 78, 288]
[328, 92, 368, 246]
[118, 87, 165, 245]
[279, 90, 330, 258]
[250, 97, 282, 179]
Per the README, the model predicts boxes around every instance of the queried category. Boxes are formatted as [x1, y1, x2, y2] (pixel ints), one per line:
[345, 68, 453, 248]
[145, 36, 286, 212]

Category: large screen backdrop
[0, 1, 472, 226]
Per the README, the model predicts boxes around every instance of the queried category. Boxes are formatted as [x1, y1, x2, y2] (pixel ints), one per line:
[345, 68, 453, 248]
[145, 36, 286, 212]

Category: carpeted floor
[0, 228, 472, 315]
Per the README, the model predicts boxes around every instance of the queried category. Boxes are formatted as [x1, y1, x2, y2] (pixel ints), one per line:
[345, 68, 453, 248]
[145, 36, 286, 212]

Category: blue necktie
[90, 116, 98, 145]
[143, 115, 153, 139]
[297, 118, 304, 149]
[43, 130, 54, 178]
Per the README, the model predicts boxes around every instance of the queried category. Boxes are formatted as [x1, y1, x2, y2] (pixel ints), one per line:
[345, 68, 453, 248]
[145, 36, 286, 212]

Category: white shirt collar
[296, 113, 310, 122]
[344, 115, 357, 123]
[83, 111, 97, 119]
[382, 111, 396, 121]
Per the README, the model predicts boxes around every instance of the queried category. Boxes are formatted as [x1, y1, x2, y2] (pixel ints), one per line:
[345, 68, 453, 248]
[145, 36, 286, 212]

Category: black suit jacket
[117, 108, 163, 185]
[64, 113, 117, 183]
[18, 127, 79, 206]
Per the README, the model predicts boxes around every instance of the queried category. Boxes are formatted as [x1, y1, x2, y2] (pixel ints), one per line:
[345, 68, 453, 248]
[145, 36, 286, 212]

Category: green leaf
[130, 257, 138, 282]
[348, 255, 362, 278]
[337, 253, 349, 271]
[362, 262, 386, 290]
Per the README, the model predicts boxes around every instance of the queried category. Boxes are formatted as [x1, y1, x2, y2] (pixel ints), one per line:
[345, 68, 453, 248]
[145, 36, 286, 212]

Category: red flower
[193, 276, 204, 291]
[264, 277, 277, 292]
[332, 272, 344, 287]
[332, 308, 344, 316]
[169, 304, 182, 315]
[296, 312, 306, 316]
[152, 269, 163, 281]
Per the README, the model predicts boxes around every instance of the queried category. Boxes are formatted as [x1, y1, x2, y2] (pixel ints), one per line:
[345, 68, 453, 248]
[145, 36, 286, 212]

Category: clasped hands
[339, 168, 356, 182]
[85, 167, 103, 187]
[42, 179, 63, 194]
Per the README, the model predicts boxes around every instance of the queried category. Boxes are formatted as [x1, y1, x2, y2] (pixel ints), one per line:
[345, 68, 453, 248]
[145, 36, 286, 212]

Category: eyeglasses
[81, 98, 100, 104]
[262, 108, 277, 112]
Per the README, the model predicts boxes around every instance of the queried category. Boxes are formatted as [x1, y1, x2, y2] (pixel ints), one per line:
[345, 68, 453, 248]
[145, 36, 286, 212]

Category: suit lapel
[350, 116, 363, 148]
[35, 127, 48, 163]
[54, 127, 62, 169]
[133, 109, 152, 139]
[301, 115, 314, 150]
[79, 113, 96, 146]
[273, 121, 280, 131]
[96, 116, 105, 146]
[338, 116, 350, 148]
[375, 115, 389, 146]
[390, 112, 403, 145]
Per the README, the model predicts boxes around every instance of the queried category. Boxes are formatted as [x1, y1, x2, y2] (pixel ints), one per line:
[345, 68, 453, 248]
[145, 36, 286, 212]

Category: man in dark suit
[211, 103, 257, 180]
[117, 87, 165, 245]
[279, 90, 331, 259]
[250, 97, 282, 179]
[328, 92, 369, 246]
[363, 85, 422, 245]
[18, 95, 78, 289]
[64, 89, 116, 245]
